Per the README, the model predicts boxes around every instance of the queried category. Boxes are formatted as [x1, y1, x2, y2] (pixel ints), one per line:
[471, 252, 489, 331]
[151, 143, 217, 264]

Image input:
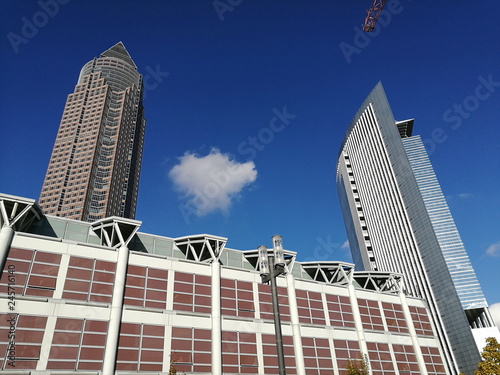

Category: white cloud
[490, 303, 500, 329]
[457, 193, 473, 199]
[341, 240, 350, 251]
[486, 242, 500, 257]
[169, 148, 257, 216]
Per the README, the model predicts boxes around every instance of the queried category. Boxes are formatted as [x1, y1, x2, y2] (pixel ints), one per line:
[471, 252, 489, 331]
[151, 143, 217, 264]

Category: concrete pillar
[286, 273, 306, 375]
[347, 284, 369, 357]
[102, 244, 129, 375]
[211, 261, 222, 375]
[399, 292, 428, 375]
[0, 225, 14, 278]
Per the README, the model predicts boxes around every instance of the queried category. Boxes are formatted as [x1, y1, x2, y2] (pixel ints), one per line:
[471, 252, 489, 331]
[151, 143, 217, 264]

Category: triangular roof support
[91, 216, 141, 248]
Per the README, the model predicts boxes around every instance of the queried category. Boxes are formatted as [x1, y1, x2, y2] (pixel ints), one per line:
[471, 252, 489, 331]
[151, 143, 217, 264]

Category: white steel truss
[174, 234, 227, 263]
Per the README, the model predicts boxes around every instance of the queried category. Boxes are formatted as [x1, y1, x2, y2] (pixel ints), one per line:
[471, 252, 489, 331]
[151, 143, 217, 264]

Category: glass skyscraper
[336, 83, 488, 375]
[38, 42, 146, 222]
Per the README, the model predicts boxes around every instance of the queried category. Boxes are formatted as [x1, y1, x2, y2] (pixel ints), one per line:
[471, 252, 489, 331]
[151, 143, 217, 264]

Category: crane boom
[363, 0, 388, 32]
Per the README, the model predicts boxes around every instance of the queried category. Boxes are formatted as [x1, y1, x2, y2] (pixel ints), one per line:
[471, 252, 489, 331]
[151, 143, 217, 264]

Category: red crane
[363, 0, 388, 32]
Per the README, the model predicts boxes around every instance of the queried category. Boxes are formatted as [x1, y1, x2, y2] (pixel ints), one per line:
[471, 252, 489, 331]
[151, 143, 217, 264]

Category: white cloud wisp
[170, 149, 257, 217]
[486, 242, 500, 257]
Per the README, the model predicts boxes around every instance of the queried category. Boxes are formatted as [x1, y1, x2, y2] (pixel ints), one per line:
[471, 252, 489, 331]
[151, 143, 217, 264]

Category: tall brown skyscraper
[38, 42, 145, 222]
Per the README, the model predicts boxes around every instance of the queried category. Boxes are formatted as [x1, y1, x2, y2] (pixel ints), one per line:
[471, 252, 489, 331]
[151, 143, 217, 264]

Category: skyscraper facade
[38, 42, 145, 222]
[402, 136, 498, 344]
[336, 83, 482, 375]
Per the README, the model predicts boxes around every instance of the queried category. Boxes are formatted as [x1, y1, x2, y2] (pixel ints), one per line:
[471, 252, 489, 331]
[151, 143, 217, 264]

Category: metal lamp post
[259, 235, 287, 375]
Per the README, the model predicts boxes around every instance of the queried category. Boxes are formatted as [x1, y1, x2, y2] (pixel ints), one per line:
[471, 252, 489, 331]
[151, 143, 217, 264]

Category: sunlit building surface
[401, 135, 499, 349]
[0, 193, 447, 375]
[38, 42, 146, 222]
[336, 83, 488, 375]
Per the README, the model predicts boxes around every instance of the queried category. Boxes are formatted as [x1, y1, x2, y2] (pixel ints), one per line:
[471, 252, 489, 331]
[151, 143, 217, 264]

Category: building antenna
[362, 0, 388, 32]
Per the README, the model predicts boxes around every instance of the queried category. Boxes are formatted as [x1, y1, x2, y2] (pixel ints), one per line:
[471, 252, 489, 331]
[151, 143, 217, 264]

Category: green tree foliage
[346, 354, 369, 375]
[475, 337, 500, 375]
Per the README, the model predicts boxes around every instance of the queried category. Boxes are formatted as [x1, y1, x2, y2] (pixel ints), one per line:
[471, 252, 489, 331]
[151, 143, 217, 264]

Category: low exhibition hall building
[0, 193, 447, 375]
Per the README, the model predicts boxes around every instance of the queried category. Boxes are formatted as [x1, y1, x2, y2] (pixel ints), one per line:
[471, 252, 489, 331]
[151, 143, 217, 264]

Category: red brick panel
[0, 314, 47, 370]
[392, 344, 420, 374]
[173, 272, 211, 313]
[0, 248, 32, 296]
[357, 298, 384, 331]
[259, 284, 291, 322]
[382, 302, 408, 334]
[262, 334, 296, 374]
[334, 339, 361, 373]
[25, 251, 61, 297]
[409, 305, 434, 337]
[63, 256, 115, 303]
[171, 327, 211, 374]
[367, 341, 396, 375]
[326, 294, 355, 328]
[421, 346, 446, 375]
[221, 278, 255, 318]
[296, 289, 326, 325]
[222, 331, 258, 374]
[89, 260, 115, 303]
[302, 336, 334, 375]
[116, 323, 164, 371]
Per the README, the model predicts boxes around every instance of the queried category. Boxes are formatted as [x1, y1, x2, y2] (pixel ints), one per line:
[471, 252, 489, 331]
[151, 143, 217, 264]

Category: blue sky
[1, 1, 499, 309]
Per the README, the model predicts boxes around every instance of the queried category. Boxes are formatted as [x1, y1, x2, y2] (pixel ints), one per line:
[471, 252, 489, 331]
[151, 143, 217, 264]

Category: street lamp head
[258, 245, 270, 278]
[272, 235, 285, 269]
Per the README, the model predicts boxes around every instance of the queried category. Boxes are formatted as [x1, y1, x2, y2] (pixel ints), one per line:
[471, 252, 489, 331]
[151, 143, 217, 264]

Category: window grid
[334, 339, 361, 374]
[382, 302, 408, 334]
[421, 346, 446, 375]
[367, 341, 396, 375]
[0, 314, 47, 370]
[170, 327, 211, 373]
[62, 256, 115, 303]
[357, 298, 384, 331]
[262, 334, 296, 374]
[302, 337, 333, 375]
[0, 248, 61, 298]
[392, 344, 420, 375]
[258, 284, 290, 322]
[221, 279, 255, 318]
[409, 306, 434, 336]
[173, 272, 211, 314]
[296, 289, 326, 325]
[116, 322, 164, 371]
[325, 294, 355, 328]
[123, 265, 167, 309]
[222, 331, 258, 374]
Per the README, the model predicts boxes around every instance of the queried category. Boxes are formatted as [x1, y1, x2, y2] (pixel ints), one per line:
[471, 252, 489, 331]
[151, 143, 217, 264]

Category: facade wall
[335, 83, 481, 375]
[0, 229, 446, 375]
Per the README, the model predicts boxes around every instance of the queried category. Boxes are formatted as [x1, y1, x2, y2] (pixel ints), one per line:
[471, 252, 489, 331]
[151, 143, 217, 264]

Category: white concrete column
[0, 225, 14, 277]
[399, 293, 428, 375]
[211, 261, 222, 375]
[102, 244, 129, 375]
[286, 273, 306, 375]
[37, 315, 58, 370]
[347, 285, 369, 356]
